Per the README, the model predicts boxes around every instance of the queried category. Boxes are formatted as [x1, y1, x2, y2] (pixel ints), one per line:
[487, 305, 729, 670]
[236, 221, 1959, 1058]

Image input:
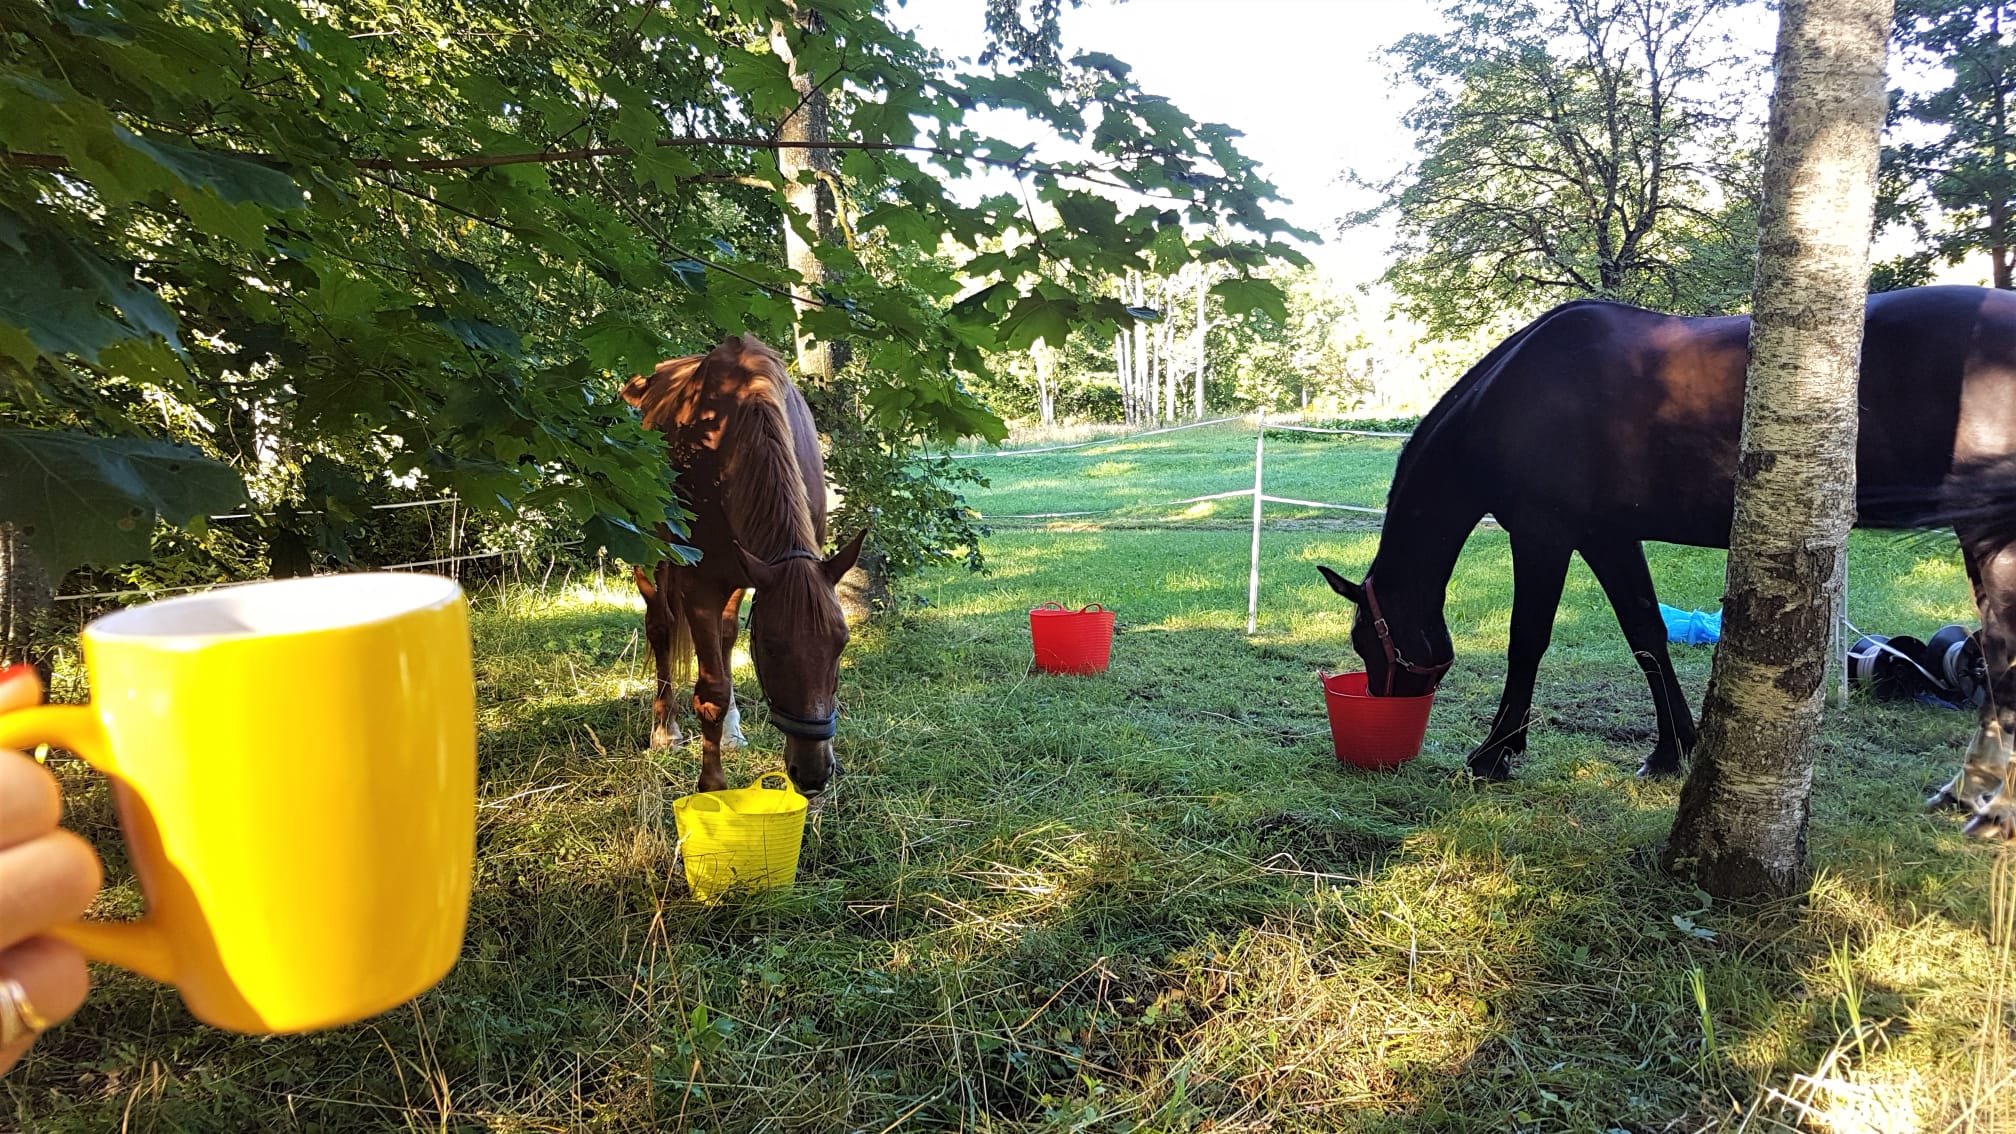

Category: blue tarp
[1659, 604, 1722, 646]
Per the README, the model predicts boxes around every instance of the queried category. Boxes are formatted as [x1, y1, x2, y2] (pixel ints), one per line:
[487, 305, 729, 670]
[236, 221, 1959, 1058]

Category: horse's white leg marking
[1960, 720, 2016, 839]
[723, 691, 746, 749]
[652, 714, 683, 749]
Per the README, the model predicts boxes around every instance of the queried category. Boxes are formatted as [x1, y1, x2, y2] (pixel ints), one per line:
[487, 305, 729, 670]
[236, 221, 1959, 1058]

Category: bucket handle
[755, 770, 798, 793]
[1079, 604, 1107, 614]
[1034, 602, 1066, 612]
[1032, 603, 1108, 614]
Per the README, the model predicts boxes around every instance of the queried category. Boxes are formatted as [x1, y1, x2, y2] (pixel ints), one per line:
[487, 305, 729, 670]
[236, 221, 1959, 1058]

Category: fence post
[1247, 410, 1266, 636]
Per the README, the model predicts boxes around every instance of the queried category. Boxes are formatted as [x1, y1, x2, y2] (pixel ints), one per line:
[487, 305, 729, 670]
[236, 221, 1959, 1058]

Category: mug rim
[87, 572, 464, 646]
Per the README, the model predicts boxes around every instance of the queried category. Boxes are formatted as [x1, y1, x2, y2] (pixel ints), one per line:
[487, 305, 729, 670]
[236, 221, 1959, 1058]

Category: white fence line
[945, 415, 1241, 459]
[206, 496, 458, 521]
[52, 549, 516, 604]
[1263, 423, 1415, 439]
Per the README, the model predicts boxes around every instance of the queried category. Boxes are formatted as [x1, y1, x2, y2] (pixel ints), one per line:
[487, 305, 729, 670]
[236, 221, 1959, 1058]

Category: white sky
[897, 1, 1991, 289]
[900, 0, 1449, 280]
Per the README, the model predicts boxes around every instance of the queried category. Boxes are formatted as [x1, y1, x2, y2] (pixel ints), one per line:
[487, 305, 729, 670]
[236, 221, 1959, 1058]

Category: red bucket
[1030, 603, 1115, 674]
[1320, 670, 1434, 770]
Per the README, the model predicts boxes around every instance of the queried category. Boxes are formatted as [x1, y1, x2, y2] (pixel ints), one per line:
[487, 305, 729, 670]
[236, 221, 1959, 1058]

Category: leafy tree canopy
[1351, 0, 1763, 336]
[1880, 0, 2016, 289]
[0, 0, 1306, 576]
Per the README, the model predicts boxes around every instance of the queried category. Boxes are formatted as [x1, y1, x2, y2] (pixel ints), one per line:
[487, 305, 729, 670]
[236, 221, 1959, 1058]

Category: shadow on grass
[8, 526, 2009, 1131]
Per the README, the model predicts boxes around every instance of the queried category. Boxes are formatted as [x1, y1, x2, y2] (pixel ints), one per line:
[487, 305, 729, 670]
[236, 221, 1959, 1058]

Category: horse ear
[734, 542, 778, 589]
[619, 372, 653, 408]
[1316, 565, 1366, 604]
[822, 529, 869, 586]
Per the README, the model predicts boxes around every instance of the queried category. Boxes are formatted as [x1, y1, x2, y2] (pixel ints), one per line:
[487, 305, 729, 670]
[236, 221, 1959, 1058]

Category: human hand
[0, 665, 101, 1076]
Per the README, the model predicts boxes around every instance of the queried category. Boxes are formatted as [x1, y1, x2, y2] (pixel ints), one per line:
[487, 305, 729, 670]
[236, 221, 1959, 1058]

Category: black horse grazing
[1316, 285, 2016, 839]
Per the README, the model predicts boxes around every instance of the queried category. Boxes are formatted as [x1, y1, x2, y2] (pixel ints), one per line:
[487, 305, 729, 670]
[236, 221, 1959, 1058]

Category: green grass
[955, 421, 1401, 524]
[8, 424, 2015, 1133]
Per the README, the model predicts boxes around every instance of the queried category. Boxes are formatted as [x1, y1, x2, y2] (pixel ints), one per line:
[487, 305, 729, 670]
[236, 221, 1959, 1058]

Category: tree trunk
[1194, 267, 1209, 419]
[1663, 0, 1892, 900]
[770, 10, 845, 381]
[1114, 330, 1133, 423]
[1131, 272, 1151, 424]
[1033, 341, 1057, 427]
[0, 524, 54, 683]
[772, 8, 885, 618]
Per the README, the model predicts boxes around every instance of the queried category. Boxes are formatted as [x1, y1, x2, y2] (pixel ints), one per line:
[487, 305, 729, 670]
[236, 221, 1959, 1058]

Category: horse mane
[704, 336, 822, 562]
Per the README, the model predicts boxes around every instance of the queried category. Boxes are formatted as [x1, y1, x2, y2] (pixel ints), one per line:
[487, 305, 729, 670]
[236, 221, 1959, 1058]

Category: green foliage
[1354, 0, 1764, 335]
[0, 431, 243, 575]
[1881, 1, 2016, 288]
[0, 0, 1304, 584]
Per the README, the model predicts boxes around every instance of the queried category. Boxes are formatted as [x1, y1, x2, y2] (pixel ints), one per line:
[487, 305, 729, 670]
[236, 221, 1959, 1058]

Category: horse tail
[634, 563, 694, 686]
[670, 600, 694, 688]
[1861, 455, 2016, 555]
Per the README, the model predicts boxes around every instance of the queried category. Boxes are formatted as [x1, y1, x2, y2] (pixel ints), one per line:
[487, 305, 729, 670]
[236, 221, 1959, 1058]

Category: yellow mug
[0, 572, 476, 1035]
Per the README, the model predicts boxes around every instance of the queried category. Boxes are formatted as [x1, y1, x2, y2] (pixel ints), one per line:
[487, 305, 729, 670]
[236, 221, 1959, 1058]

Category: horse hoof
[1465, 758, 1514, 783]
[1959, 807, 2007, 835]
[1926, 786, 1969, 812]
[1637, 759, 1682, 780]
[650, 725, 681, 750]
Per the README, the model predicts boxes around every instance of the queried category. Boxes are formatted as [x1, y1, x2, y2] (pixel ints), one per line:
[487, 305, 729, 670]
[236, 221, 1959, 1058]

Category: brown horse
[622, 335, 865, 794]
[1316, 285, 2016, 839]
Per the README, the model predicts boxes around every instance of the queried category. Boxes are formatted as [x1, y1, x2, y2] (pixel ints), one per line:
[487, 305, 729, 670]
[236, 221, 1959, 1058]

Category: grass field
[8, 421, 2015, 1133]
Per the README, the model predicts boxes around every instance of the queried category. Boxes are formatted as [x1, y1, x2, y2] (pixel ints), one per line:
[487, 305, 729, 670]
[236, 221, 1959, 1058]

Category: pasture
[9, 422, 2015, 1133]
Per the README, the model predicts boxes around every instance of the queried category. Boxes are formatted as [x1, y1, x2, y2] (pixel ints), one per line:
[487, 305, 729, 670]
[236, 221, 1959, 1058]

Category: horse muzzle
[772, 705, 840, 793]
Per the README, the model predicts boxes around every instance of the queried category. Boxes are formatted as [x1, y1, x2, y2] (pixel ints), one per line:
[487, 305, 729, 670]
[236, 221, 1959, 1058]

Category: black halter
[757, 546, 837, 740]
[1362, 575, 1453, 696]
[768, 703, 839, 741]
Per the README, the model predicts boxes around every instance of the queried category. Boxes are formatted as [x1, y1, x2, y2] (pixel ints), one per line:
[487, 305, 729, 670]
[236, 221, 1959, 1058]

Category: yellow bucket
[672, 771, 808, 902]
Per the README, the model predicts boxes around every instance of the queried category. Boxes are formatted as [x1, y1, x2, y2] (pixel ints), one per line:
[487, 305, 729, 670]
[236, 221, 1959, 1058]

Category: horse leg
[1580, 539, 1695, 778]
[1469, 533, 1572, 781]
[679, 578, 735, 793]
[718, 588, 748, 750]
[1948, 538, 2016, 839]
[638, 565, 682, 749]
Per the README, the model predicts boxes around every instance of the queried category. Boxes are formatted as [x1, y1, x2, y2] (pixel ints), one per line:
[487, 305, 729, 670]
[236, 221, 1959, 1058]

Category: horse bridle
[1362, 574, 1453, 696]
[755, 547, 840, 742]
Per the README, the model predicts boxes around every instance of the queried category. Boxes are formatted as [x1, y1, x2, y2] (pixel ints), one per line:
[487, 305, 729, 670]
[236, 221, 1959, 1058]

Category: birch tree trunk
[1663, 0, 1892, 900]
[1131, 272, 1151, 423]
[773, 7, 887, 618]
[1194, 267, 1209, 419]
[1033, 341, 1057, 427]
[770, 11, 845, 381]
[1161, 276, 1179, 420]
[1114, 331, 1132, 424]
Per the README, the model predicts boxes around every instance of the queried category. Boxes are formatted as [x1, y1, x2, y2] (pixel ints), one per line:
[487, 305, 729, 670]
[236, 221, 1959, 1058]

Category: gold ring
[0, 976, 50, 1048]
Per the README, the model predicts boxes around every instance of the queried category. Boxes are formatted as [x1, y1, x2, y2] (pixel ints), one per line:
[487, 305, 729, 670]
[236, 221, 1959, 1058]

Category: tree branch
[2, 135, 1198, 202]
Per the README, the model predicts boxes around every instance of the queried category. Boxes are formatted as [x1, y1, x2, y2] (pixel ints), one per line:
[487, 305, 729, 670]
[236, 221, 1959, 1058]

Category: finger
[0, 830, 101, 954]
[0, 936, 89, 1076]
[0, 750, 62, 851]
[0, 664, 42, 714]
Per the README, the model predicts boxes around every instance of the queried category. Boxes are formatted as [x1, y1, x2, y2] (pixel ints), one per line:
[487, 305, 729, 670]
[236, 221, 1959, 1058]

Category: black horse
[1316, 285, 2016, 839]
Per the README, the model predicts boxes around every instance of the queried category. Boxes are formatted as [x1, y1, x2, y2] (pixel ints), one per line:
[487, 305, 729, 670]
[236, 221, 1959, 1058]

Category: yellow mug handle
[0, 705, 178, 984]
